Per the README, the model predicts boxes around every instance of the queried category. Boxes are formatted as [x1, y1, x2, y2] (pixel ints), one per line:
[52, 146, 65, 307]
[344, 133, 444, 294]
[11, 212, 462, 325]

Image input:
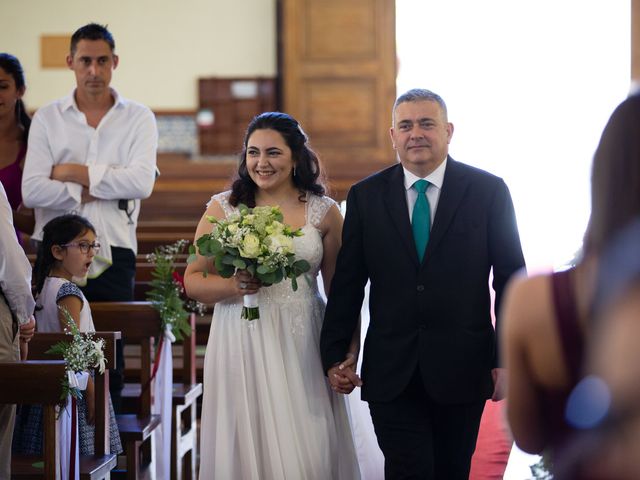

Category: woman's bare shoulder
[503, 271, 556, 336]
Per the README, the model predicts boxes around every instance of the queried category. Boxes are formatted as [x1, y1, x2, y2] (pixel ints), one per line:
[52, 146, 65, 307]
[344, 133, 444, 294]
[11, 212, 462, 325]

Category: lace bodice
[210, 191, 337, 304]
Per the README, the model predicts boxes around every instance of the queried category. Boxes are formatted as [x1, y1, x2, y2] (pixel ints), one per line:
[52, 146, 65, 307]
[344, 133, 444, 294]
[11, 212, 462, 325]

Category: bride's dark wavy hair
[229, 112, 325, 207]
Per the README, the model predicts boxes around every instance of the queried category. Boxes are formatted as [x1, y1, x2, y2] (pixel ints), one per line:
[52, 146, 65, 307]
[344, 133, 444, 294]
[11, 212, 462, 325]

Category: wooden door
[280, 0, 397, 200]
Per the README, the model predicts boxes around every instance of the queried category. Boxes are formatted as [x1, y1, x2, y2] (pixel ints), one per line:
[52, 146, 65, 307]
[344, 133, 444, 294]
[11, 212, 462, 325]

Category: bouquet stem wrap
[242, 293, 260, 320]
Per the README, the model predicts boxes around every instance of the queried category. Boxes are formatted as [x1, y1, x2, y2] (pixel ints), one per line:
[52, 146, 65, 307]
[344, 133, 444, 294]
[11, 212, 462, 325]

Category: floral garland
[47, 307, 106, 404]
[146, 239, 206, 342]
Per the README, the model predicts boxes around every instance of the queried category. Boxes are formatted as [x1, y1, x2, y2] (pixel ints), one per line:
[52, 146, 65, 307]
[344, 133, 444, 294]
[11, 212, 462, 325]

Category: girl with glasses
[12, 213, 122, 457]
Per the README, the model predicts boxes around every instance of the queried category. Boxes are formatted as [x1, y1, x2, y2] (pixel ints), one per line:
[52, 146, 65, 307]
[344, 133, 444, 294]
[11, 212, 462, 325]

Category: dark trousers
[81, 246, 135, 414]
[368, 368, 485, 480]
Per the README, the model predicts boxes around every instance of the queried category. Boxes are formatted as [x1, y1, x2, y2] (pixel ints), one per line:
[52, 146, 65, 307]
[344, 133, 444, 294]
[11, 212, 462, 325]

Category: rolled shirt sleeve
[22, 111, 83, 210]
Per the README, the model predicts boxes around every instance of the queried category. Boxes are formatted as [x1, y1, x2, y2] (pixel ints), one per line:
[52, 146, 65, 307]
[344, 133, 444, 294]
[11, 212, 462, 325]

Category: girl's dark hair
[34, 214, 96, 295]
[0, 53, 30, 143]
[229, 112, 325, 207]
[584, 94, 640, 256]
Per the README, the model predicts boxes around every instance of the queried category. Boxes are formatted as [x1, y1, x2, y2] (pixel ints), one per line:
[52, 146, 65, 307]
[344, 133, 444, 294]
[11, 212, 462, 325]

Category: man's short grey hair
[392, 88, 448, 124]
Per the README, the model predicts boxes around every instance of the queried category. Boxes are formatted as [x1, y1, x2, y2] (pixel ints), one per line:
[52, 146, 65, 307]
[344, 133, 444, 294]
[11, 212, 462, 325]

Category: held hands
[328, 353, 362, 395]
[235, 270, 261, 296]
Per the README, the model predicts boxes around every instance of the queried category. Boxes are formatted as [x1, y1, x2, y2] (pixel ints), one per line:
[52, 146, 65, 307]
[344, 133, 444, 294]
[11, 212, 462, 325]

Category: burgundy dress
[535, 267, 588, 480]
[0, 145, 26, 240]
[541, 268, 584, 447]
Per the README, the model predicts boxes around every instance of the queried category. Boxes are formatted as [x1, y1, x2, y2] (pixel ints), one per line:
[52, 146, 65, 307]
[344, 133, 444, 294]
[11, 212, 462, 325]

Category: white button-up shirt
[0, 184, 35, 325]
[403, 157, 447, 225]
[22, 88, 158, 258]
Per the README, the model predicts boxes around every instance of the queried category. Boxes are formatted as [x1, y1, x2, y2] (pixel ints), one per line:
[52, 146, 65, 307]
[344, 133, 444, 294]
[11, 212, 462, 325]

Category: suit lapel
[383, 165, 419, 265]
[424, 157, 469, 262]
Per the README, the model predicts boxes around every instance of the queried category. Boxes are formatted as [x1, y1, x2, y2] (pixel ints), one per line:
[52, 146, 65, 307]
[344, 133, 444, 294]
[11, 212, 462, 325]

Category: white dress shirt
[403, 157, 448, 225]
[0, 184, 35, 325]
[22, 88, 158, 275]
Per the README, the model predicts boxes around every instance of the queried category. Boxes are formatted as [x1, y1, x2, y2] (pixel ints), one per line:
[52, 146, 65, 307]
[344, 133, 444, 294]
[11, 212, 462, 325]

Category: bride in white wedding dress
[185, 112, 361, 480]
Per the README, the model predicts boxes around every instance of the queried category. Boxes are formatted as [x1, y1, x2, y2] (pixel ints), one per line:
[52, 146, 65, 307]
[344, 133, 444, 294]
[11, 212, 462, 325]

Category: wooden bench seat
[1, 361, 66, 480]
[91, 303, 160, 479]
[137, 220, 198, 234]
[91, 302, 201, 479]
[17, 332, 121, 480]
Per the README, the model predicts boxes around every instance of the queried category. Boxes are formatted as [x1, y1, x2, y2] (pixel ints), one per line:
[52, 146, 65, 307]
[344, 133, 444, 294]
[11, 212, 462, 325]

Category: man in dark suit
[320, 88, 525, 479]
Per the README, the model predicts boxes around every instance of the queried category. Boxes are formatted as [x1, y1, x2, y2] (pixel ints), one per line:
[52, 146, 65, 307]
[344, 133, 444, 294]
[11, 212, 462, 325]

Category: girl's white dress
[198, 192, 361, 480]
[36, 277, 95, 332]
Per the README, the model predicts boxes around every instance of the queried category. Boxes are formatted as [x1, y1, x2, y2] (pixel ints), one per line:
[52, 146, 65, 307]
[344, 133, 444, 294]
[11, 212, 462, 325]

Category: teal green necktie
[412, 179, 431, 262]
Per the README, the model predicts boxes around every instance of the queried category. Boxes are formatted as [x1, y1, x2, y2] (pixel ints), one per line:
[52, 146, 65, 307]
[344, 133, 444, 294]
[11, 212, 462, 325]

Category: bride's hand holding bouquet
[189, 203, 310, 320]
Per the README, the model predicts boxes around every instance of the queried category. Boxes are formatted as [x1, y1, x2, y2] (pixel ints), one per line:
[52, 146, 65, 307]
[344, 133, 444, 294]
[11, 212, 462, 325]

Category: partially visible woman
[0, 53, 34, 241]
[501, 94, 640, 462]
[185, 112, 361, 479]
[582, 219, 640, 480]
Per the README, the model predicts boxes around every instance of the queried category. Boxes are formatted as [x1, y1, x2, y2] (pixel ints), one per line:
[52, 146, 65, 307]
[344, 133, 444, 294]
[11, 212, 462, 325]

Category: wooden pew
[19, 332, 120, 480]
[136, 233, 194, 255]
[90, 303, 161, 479]
[169, 312, 201, 480]
[133, 261, 188, 302]
[137, 220, 198, 235]
[139, 154, 233, 224]
[91, 302, 202, 479]
[121, 315, 202, 480]
[91, 302, 202, 480]
[1, 360, 66, 480]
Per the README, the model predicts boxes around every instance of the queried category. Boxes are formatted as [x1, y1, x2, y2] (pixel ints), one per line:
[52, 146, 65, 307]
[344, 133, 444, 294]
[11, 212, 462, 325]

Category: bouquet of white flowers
[47, 308, 107, 403]
[189, 204, 310, 320]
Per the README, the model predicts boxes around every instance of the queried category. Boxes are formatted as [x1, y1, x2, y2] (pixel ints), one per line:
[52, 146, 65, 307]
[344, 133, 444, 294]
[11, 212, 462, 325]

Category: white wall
[0, 0, 277, 110]
[397, 0, 631, 270]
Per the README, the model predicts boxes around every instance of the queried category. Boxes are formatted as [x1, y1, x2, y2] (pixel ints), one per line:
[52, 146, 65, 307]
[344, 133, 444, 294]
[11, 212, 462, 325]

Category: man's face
[390, 100, 453, 176]
[67, 39, 118, 98]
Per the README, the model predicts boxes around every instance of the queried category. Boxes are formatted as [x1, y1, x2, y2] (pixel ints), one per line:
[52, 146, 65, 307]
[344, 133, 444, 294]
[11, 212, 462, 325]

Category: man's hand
[81, 187, 97, 203]
[51, 163, 90, 187]
[328, 353, 362, 395]
[491, 367, 507, 401]
[19, 316, 36, 343]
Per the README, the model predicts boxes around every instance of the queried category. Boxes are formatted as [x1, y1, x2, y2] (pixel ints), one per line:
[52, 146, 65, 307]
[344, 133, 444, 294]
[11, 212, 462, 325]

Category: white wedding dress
[198, 191, 361, 480]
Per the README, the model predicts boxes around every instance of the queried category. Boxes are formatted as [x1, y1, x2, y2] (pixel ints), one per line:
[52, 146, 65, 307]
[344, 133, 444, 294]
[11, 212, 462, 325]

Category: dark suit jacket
[321, 158, 526, 404]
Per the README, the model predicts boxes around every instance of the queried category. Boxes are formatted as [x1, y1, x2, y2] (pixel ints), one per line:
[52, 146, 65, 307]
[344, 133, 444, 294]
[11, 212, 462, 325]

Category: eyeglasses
[61, 241, 101, 254]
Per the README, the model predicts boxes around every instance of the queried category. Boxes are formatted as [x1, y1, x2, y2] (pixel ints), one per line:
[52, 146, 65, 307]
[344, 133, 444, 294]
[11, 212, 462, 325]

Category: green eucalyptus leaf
[232, 259, 247, 269]
[218, 265, 235, 278]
